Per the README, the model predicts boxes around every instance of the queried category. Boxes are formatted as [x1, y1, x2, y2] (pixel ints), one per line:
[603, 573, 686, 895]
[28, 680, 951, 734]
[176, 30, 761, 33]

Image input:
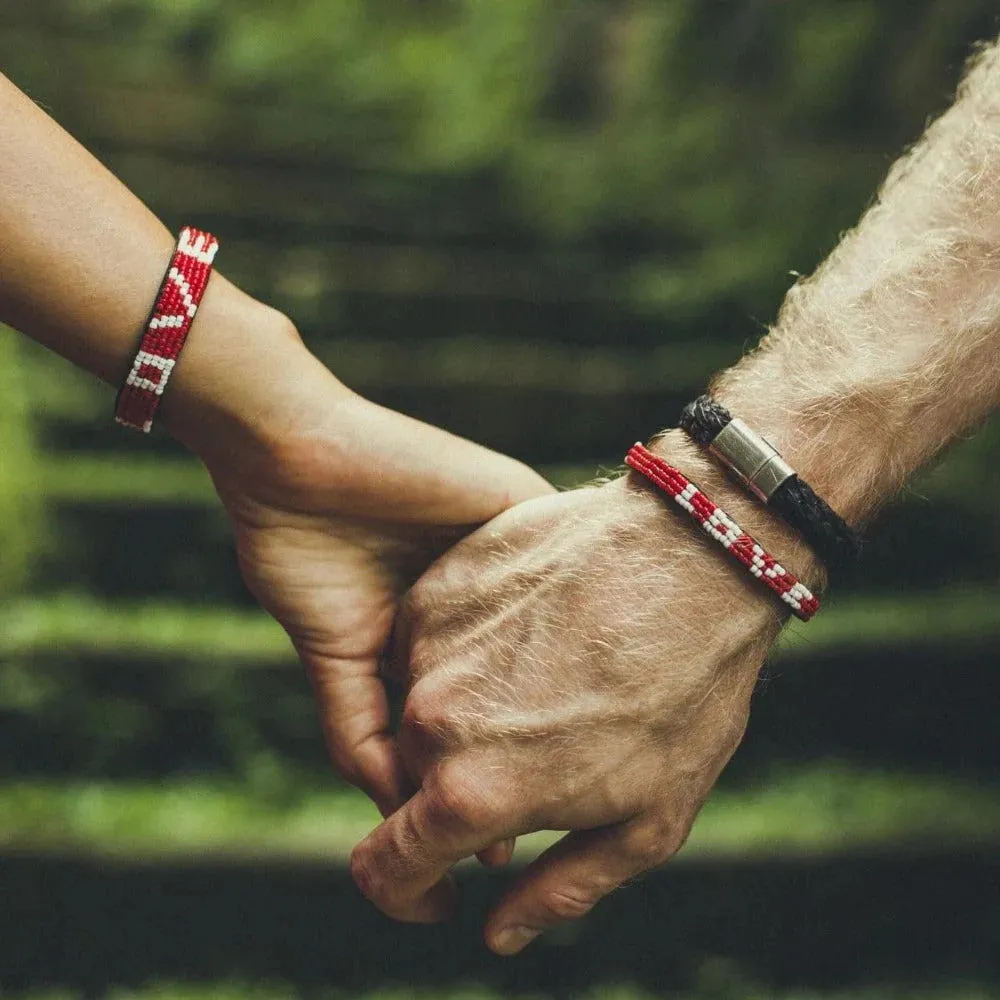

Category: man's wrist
[711, 376, 882, 528]
[640, 428, 826, 594]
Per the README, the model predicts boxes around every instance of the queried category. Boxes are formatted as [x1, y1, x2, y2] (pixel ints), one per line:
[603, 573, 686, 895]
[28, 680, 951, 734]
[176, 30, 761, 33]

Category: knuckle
[425, 765, 501, 833]
[400, 585, 426, 623]
[349, 842, 381, 902]
[399, 680, 466, 769]
[402, 576, 442, 624]
[402, 683, 452, 738]
[624, 819, 685, 870]
[538, 887, 597, 922]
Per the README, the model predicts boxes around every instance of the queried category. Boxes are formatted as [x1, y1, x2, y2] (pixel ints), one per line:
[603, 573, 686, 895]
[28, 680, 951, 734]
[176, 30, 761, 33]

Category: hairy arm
[353, 42, 1000, 950]
[717, 43, 1000, 522]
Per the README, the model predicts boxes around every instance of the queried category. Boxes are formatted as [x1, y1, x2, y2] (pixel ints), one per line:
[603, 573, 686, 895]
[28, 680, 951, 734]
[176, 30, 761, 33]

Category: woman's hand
[0, 71, 551, 826]
[167, 286, 552, 819]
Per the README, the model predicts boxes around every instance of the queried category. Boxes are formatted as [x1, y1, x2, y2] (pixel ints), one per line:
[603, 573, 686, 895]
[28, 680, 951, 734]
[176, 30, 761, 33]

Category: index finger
[306, 651, 410, 818]
[350, 771, 517, 922]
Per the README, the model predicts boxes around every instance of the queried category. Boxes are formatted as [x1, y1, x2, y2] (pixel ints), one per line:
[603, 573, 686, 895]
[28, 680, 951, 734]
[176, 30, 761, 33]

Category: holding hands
[160, 290, 812, 952]
[188, 330, 552, 819]
[8, 34, 1000, 960]
[180, 320, 815, 953]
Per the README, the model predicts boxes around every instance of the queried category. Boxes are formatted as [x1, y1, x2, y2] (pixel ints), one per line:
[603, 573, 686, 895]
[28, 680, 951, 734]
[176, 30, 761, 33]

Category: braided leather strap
[115, 227, 219, 433]
[625, 444, 820, 621]
[679, 395, 861, 570]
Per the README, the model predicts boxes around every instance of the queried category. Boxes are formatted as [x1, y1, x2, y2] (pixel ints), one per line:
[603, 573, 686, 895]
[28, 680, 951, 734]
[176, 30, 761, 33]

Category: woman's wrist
[159, 273, 348, 467]
[159, 272, 553, 526]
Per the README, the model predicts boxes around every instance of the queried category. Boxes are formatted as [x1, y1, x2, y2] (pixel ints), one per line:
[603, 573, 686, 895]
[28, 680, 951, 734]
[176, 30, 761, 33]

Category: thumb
[304, 648, 411, 817]
[326, 394, 555, 525]
[485, 818, 675, 955]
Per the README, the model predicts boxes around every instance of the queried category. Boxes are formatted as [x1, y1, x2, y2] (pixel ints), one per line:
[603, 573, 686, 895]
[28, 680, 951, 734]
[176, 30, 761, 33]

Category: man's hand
[352, 431, 818, 953]
[351, 39, 1000, 953]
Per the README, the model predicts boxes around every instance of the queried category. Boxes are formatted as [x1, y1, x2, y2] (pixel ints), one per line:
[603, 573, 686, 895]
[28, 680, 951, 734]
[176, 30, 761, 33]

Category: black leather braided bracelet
[679, 395, 862, 570]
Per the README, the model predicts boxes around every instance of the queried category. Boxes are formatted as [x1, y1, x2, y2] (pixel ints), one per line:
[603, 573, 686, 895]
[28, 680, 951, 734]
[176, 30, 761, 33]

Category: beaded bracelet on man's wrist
[625, 443, 820, 621]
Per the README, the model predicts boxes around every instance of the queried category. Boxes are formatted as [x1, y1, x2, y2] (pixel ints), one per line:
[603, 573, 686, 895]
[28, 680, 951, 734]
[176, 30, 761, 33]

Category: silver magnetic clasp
[707, 418, 795, 502]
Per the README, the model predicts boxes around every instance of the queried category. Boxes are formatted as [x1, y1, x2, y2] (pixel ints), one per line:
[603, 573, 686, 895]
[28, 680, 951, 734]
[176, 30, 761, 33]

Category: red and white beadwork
[114, 227, 219, 433]
[625, 443, 820, 622]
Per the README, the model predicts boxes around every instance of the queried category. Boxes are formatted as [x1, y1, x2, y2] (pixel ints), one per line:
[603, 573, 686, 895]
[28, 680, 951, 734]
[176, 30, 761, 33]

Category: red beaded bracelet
[114, 227, 219, 433]
[625, 443, 820, 621]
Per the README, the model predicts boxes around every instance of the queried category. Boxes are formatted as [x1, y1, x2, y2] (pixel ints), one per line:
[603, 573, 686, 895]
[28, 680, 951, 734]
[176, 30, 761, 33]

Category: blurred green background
[2, 1, 1000, 998]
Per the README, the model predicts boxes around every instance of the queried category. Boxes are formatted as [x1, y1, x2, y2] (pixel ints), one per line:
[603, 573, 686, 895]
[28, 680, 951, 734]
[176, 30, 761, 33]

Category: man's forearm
[714, 44, 1000, 525]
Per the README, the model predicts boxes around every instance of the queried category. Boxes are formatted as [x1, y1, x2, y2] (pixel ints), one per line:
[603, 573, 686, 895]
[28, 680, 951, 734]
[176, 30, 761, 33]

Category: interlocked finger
[484, 817, 680, 955]
[351, 767, 519, 922]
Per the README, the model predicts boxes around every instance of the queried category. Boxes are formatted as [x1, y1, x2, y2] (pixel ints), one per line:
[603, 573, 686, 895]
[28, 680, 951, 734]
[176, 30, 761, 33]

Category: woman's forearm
[0, 72, 557, 829]
[0, 72, 338, 459]
[0, 73, 177, 383]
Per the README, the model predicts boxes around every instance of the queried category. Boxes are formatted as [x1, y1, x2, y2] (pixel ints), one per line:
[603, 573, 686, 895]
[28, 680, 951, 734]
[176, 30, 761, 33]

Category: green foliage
[3, 583, 998, 665]
[47, 0, 995, 320]
[778, 583, 1000, 653]
[2, 763, 998, 861]
[0, 778, 379, 859]
[0, 327, 41, 597]
[0, 595, 288, 659]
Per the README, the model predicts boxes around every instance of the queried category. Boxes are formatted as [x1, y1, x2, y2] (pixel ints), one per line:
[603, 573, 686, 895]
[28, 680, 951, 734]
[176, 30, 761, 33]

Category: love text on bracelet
[114, 227, 219, 433]
[625, 443, 820, 621]
[679, 396, 861, 569]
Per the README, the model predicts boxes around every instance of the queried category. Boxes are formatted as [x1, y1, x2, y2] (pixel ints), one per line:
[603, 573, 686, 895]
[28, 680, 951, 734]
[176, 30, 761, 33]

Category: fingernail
[493, 925, 541, 956]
